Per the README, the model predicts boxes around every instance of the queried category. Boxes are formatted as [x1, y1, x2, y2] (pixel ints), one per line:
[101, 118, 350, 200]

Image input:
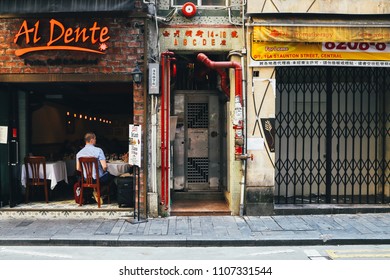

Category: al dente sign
[14, 19, 110, 57]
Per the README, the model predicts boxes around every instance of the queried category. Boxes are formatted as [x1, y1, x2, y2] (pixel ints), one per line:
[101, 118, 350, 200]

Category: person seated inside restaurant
[76, 132, 114, 204]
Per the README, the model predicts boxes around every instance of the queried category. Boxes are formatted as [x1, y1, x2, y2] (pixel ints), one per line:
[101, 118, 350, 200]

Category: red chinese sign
[161, 27, 242, 50]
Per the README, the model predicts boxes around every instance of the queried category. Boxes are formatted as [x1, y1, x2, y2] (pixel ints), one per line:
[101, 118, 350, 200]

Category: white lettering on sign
[161, 28, 242, 50]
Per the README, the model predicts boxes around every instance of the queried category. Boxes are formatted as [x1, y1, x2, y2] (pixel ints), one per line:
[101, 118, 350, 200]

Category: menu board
[129, 124, 141, 167]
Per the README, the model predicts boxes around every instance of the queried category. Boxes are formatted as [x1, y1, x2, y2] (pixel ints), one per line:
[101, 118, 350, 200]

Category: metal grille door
[187, 102, 209, 184]
[275, 67, 390, 204]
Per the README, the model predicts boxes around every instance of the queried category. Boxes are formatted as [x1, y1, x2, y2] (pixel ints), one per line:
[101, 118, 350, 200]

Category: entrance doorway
[275, 67, 390, 204]
[0, 81, 133, 208]
[173, 91, 222, 192]
[169, 53, 229, 215]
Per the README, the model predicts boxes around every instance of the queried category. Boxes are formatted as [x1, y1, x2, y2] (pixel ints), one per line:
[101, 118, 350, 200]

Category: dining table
[65, 158, 132, 177]
[21, 160, 68, 190]
[107, 160, 132, 177]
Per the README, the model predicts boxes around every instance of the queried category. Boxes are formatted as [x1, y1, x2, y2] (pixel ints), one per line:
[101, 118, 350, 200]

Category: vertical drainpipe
[160, 53, 165, 206]
[226, 0, 250, 216]
[240, 0, 248, 216]
[228, 50, 249, 216]
[160, 51, 174, 210]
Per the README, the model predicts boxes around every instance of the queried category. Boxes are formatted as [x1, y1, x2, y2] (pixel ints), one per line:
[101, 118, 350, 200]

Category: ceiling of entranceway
[20, 82, 133, 115]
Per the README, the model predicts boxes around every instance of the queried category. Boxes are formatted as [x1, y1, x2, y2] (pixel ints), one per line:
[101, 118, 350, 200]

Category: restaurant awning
[0, 0, 138, 15]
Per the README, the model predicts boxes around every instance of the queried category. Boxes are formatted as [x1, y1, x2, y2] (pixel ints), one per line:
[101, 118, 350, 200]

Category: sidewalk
[1, 213, 390, 246]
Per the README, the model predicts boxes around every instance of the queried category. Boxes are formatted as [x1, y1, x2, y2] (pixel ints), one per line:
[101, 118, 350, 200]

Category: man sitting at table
[76, 132, 113, 204]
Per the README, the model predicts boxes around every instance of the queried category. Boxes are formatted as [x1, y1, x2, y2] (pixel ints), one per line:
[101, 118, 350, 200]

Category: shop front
[153, 0, 246, 216]
[0, 1, 147, 217]
[246, 14, 390, 213]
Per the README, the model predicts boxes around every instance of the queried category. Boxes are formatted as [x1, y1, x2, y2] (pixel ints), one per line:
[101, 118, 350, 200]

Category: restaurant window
[172, 0, 227, 7]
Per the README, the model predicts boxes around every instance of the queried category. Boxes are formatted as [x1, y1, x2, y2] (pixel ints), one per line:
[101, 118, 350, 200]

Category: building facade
[0, 0, 147, 214]
[144, 0, 247, 216]
[0, 0, 389, 217]
[245, 0, 390, 214]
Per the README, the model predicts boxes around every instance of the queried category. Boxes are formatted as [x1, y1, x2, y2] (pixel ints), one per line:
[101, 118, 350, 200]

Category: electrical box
[148, 63, 160, 95]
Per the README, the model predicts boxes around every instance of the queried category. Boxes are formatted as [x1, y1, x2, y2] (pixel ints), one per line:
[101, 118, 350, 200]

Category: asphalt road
[1, 245, 390, 260]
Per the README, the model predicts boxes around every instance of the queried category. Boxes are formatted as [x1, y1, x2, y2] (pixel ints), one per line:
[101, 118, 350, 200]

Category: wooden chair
[78, 157, 110, 208]
[24, 156, 48, 203]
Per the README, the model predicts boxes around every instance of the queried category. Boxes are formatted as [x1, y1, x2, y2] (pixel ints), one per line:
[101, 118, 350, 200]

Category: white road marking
[247, 249, 295, 256]
[304, 249, 329, 260]
[304, 249, 322, 257]
[0, 247, 73, 259]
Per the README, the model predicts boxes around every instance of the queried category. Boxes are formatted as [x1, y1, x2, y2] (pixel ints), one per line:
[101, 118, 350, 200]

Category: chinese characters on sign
[161, 27, 242, 50]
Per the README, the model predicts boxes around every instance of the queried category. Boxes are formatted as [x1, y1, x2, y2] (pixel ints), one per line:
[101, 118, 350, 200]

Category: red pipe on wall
[160, 51, 174, 209]
[160, 53, 165, 206]
[197, 53, 242, 103]
[197, 53, 244, 157]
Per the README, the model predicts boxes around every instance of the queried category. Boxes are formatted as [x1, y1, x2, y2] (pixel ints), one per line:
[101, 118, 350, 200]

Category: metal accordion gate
[275, 67, 390, 204]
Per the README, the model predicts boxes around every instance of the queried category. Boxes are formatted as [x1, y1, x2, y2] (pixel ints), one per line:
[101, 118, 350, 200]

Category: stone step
[171, 191, 225, 201]
[0, 200, 134, 219]
[170, 200, 231, 216]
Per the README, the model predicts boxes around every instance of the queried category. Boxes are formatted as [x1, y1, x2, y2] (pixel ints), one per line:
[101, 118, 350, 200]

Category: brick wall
[1, 17, 144, 75]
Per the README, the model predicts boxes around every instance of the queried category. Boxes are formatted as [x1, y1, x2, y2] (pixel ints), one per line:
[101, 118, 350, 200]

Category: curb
[2, 237, 390, 247]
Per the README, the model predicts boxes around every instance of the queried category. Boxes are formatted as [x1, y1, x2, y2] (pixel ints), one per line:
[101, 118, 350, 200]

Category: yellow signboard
[251, 42, 390, 67]
[254, 26, 390, 43]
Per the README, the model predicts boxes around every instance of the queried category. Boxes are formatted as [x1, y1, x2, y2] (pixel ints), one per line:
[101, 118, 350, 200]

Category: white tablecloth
[107, 161, 132, 176]
[21, 161, 68, 190]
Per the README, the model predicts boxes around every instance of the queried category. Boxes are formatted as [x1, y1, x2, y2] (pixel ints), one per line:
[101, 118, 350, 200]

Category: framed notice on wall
[0, 126, 8, 144]
[129, 124, 141, 167]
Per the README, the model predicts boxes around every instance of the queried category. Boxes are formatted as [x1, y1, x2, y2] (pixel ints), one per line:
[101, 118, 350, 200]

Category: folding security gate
[275, 67, 390, 204]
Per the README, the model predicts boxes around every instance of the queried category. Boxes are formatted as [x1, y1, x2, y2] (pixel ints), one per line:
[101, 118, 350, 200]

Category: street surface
[1, 245, 390, 260]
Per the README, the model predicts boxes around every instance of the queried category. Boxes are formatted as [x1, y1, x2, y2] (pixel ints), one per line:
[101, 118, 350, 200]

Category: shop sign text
[14, 19, 110, 57]
[161, 27, 242, 50]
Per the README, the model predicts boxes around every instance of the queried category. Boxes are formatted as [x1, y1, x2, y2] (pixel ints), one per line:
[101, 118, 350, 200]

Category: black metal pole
[128, 165, 147, 224]
[325, 68, 333, 204]
[133, 166, 136, 219]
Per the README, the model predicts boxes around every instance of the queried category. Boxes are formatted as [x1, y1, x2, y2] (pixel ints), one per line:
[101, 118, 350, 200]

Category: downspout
[160, 51, 174, 210]
[160, 52, 166, 207]
[229, 0, 250, 216]
[228, 50, 249, 216]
